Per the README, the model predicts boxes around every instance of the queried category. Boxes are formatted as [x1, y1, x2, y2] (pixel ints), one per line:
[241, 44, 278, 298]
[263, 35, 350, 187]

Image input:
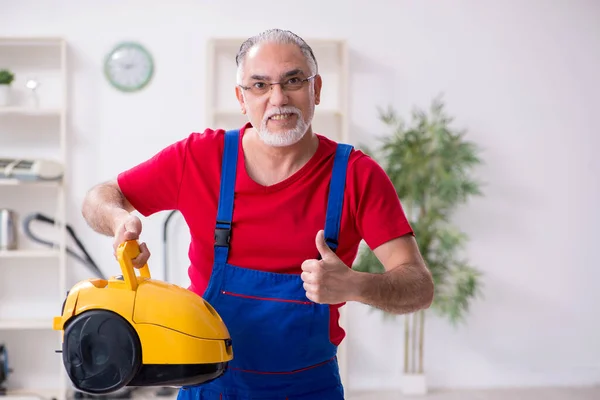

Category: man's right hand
[113, 213, 150, 269]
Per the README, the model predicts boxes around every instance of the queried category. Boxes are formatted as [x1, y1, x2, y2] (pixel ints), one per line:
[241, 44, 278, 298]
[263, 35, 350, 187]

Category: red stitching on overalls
[221, 290, 312, 304]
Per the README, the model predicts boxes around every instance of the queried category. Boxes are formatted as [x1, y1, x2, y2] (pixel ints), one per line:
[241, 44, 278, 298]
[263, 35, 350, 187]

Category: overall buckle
[214, 221, 231, 248]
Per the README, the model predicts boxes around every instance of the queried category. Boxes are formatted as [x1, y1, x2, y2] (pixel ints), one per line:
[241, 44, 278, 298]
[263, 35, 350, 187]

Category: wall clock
[104, 42, 154, 92]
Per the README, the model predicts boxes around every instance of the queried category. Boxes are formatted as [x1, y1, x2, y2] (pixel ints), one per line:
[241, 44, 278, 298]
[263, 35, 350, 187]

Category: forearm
[81, 180, 133, 236]
[351, 263, 434, 314]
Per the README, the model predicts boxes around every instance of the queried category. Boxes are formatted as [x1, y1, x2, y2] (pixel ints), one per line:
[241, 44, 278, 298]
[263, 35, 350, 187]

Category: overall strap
[323, 143, 354, 252]
[214, 129, 240, 264]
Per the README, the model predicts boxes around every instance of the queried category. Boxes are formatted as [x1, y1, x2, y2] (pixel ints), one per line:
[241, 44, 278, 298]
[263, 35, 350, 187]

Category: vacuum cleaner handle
[116, 240, 151, 291]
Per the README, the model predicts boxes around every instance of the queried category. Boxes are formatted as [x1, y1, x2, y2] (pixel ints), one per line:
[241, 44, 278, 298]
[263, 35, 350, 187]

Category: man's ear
[313, 74, 322, 105]
[235, 86, 246, 114]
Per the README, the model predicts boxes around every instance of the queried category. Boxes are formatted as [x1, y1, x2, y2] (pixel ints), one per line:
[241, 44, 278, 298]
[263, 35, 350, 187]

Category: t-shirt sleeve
[351, 152, 414, 251]
[117, 136, 189, 217]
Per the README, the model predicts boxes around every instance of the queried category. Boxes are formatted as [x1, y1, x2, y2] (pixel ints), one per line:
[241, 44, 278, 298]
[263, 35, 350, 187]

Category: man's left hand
[301, 230, 357, 304]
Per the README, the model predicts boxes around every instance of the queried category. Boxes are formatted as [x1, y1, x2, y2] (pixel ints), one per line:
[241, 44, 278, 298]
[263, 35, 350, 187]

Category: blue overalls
[178, 129, 353, 399]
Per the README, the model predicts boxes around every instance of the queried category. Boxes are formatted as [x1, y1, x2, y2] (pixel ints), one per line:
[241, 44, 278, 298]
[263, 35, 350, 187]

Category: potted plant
[353, 95, 484, 395]
[0, 69, 15, 107]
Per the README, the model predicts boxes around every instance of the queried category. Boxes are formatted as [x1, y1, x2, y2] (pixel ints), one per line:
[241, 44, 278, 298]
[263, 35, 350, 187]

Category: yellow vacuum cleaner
[53, 240, 233, 395]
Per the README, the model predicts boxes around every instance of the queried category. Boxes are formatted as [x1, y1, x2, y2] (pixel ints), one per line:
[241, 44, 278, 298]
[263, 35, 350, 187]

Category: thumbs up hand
[301, 230, 357, 304]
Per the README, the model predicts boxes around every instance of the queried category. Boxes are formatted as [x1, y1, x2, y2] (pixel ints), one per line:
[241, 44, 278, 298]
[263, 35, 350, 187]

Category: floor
[114, 386, 600, 400]
[8, 386, 592, 400]
[347, 386, 600, 400]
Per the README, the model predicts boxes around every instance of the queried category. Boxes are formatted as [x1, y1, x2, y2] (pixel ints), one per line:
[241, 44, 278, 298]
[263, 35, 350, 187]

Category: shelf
[0, 318, 54, 330]
[0, 37, 65, 47]
[0, 107, 62, 116]
[0, 250, 60, 259]
[0, 34, 69, 400]
[0, 179, 62, 187]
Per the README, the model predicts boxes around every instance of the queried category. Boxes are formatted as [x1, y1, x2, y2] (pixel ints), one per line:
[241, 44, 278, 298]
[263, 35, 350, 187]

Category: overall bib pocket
[208, 266, 335, 373]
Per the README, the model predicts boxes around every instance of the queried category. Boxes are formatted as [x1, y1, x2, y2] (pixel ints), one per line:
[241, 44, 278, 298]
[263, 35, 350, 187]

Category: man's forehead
[246, 41, 303, 59]
[246, 45, 262, 59]
[246, 42, 307, 65]
[243, 47, 309, 80]
[244, 64, 306, 77]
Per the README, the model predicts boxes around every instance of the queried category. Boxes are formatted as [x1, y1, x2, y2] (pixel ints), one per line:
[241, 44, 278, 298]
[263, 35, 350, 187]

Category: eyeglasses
[239, 74, 316, 96]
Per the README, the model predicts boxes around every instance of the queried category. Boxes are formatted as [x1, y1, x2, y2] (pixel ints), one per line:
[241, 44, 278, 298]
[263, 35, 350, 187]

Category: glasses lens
[249, 83, 269, 95]
[283, 81, 305, 91]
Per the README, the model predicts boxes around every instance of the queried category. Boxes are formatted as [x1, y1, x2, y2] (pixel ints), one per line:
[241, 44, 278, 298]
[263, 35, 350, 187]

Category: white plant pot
[0, 84, 10, 106]
[402, 373, 428, 395]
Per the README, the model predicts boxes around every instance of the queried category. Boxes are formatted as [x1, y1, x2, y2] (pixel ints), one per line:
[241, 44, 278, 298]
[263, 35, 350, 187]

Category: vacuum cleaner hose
[22, 212, 106, 280]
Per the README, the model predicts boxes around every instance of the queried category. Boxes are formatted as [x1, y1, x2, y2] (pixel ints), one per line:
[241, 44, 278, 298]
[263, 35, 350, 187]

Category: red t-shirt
[117, 123, 413, 346]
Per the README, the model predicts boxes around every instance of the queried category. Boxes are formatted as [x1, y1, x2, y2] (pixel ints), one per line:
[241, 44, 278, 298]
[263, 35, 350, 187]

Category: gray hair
[235, 29, 318, 84]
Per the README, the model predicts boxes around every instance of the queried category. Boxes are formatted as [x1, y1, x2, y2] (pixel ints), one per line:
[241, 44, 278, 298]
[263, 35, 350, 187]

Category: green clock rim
[104, 41, 154, 92]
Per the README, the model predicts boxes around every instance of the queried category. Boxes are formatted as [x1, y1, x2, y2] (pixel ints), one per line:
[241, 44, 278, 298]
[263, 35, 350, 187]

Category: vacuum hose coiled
[22, 212, 106, 280]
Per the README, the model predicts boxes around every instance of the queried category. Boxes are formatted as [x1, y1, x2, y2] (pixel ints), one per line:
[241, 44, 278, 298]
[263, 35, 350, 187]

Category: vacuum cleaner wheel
[62, 310, 142, 395]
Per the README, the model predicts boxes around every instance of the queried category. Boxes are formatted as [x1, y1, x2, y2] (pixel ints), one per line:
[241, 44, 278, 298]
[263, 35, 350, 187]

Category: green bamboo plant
[353, 95, 484, 376]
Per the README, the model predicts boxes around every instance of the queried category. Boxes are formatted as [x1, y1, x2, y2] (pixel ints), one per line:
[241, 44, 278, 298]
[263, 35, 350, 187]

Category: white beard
[255, 105, 314, 147]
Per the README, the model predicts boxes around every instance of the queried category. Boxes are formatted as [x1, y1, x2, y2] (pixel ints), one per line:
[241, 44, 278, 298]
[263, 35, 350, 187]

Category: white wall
[1, 0, 599, 393]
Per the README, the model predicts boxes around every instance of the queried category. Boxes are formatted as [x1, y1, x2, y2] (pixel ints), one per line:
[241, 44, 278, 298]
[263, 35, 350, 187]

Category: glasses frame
[238, 74, 317, 95]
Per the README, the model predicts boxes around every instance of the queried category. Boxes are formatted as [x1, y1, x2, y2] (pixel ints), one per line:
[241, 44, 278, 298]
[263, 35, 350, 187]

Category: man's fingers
[301, 259, 319, 272]
[303, 282, 323, 304]
[122, 230, 139, 241]
[124, 216, 142, 236]
[114, 215, 142, 243]
[301, 271, 314, 283]
[112, 238, 151, 269]
[112, 215, 144, 261]
[303, 282, 316, 295]
[132, 242, 151, 268]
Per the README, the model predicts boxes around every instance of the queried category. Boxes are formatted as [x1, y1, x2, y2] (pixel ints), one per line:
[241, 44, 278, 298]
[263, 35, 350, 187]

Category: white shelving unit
[205, 37, 351, 386]
[0, 37, 69, 400]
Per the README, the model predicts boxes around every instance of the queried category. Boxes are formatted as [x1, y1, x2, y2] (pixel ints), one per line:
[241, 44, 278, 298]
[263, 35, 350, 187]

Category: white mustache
[263, 107, 301, 121]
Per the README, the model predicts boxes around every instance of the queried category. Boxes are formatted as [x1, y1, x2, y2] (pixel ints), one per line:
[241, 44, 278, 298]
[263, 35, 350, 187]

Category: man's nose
[268, 84, 288, 107]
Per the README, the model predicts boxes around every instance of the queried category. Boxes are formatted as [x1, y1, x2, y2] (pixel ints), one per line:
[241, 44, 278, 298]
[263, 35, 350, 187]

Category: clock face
[104, 42, 154, 92]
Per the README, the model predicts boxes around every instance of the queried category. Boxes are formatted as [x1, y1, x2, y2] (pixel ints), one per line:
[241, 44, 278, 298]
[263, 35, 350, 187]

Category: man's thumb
[123, 216, 142, 239]
[315, 230, 334, 259]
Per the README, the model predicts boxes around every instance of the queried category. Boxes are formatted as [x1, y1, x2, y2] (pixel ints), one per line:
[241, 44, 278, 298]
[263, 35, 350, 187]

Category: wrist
[346, 269, 371, 303]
